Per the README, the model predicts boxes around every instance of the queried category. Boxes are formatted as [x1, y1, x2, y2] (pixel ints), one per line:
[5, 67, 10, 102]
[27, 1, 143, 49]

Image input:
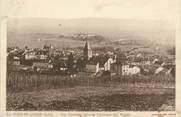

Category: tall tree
[67, 53, 74, 71]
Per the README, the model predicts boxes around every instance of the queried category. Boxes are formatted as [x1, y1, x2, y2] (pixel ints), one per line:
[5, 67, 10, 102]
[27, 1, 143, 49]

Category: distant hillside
[7, 18, 175, 48]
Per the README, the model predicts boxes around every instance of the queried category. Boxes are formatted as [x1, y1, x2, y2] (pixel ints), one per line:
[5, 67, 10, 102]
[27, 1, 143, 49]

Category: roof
[33, 62, 49, 68]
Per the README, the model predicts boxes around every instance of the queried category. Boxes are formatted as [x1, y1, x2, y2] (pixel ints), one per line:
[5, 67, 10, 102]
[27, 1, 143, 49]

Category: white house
[24, 50, 37, 60]
[122, 65, 141, 76]
[155, 67, 164, 74]
[104, 58, 116, 71]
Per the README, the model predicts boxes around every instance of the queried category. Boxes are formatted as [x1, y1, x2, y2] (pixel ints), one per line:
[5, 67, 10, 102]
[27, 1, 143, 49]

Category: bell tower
[83, 41, 92, 61]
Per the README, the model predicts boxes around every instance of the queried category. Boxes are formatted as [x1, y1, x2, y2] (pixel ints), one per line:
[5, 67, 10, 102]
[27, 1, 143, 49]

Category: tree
[67, 53, 74, 71]
[76, 57, 86, 72]
[167, 47, 175, 55]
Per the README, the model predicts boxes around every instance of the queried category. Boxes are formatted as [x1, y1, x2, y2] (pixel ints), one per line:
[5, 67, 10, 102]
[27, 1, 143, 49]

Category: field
[7, 71, 175, 111]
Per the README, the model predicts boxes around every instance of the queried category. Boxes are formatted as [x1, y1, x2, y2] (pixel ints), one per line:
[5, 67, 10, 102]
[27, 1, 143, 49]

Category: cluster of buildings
[7, 41, 175, 77]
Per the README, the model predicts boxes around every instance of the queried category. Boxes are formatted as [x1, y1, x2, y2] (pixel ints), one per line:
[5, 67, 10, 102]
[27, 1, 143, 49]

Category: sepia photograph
[3, 0, 177, 112]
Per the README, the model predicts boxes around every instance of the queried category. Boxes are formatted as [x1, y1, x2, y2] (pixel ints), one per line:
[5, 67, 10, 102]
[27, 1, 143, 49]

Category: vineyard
[7, 70, 175, 92]
[7, 70, 175, 111]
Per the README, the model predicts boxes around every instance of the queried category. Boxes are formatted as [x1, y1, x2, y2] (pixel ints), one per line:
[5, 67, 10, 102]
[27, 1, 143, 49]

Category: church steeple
[83, 41, 92, 61]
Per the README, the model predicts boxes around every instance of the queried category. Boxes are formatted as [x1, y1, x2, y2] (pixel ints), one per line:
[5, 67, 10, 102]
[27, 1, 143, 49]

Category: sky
[2, 0, 178, 21]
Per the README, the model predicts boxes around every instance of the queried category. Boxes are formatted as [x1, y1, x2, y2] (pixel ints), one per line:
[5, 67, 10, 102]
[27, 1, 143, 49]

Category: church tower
[83, 41, 92, 61]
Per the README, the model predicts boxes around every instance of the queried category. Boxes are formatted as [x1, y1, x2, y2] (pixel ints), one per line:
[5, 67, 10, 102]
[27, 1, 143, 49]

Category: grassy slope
[7, 84, 175, 111]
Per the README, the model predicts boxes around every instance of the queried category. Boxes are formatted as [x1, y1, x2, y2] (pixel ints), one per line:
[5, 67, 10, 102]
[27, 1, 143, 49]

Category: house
[121, 65, 130, 76]
[155, 66, 168, 75]
[122, 65, 141, 76]
[59, 61, 68, 71]
[33, 62, 49, 69]
[155, 65, 175, 77]
[49, 59, 68, 71]
[96, 57, 115, 72]
[104, 58, 115, 71]
[110, 54, 127, 75]
[110, 63, 122, 75]
[13, 56, 20, 60]
[111, 64, 141, 76]
[139, 65, 158, 75]
[85, 56, 115, 74]
[152, 58, 163, 65]
[85, 64, 98, 73]
[36, 50, 48, 60]
[9, 60, 20, 65]
[129, 57, 151, 66]
[136, 53, 143, 58]
[23, 50, 37, 60]
[142, 60, 151, 65]
[131, 58, 141, 65]
[48, 63, 53, 69]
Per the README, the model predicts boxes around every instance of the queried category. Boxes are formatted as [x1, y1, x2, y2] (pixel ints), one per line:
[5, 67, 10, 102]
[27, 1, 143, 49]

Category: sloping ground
[7, 85, 175, 111]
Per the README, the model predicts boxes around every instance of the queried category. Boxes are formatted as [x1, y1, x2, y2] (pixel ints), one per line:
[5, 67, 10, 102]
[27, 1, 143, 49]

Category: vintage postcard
[0, 0, 181, 117]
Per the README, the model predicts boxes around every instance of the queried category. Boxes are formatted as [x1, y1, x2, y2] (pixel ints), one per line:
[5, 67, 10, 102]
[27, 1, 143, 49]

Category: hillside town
[7, 41, 175, 78]
[4, 0, 177, 112]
